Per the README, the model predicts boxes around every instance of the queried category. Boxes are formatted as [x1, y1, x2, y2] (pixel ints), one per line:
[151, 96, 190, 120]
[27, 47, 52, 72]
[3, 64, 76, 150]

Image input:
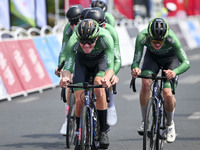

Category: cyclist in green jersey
[91, 0, 115, 27]
[59, 19, 114, 149]
[131, 18, 190, 143]
[85, 7, 121, 126]
[54, 4, 83, 135]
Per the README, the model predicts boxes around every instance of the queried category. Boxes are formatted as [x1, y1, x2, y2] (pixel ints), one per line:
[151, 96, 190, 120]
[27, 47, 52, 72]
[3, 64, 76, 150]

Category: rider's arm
[105, 12, 115, 27]
[105, 24, 121, 75]
[62, 33, 78, 73]
[170, 31, 190, 75]
[131, 30, 146, 70]
[58, 23, 72, 66]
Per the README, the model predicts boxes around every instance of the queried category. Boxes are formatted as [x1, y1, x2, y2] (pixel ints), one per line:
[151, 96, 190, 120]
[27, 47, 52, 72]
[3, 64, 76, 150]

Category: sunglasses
[79, 38, 96, 45]
[70, 21, 79, 26]
[151, 38, 165, 44]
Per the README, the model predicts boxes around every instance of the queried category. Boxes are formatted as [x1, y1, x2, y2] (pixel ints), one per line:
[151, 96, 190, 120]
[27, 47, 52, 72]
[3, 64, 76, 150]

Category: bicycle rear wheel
[143, 97, 158, 150]
[80, 106, 92, 150]
[66, 93, 76, 148]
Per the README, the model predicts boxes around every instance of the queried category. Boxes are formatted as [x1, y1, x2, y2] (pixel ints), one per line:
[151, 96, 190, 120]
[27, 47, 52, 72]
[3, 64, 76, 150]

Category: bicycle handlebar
[67, 82, 103, 89]
[130, 74, 175, 95]
[57, 60, 65, 72]
[67, 82, 111, 103]
[113, 84, 117, 94]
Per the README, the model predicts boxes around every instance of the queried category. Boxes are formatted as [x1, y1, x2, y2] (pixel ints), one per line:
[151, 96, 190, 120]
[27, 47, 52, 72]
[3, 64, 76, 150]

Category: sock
[108, 91, 114, 108]
[97, 109, 108, 132]
[141, 105, 147, 122]
[166, 109, 175, 126]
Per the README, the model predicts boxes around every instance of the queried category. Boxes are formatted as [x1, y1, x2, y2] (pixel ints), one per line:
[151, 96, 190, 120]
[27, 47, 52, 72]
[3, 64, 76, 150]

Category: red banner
[2, 40, 50, 92]
[0, 42, 25, 95]
[185, 0, 200, 15]
[18, 39, 52, 88]
[68, 0, 91, 8]
[114, 0, 134, 19]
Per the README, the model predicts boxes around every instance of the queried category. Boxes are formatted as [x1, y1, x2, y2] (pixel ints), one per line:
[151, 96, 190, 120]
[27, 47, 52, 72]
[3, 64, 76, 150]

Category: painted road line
[187, 112, 200, 120]
[180, 75, 200, 84]
[17, 96, 39, 103]
[122, 93, 139, 101]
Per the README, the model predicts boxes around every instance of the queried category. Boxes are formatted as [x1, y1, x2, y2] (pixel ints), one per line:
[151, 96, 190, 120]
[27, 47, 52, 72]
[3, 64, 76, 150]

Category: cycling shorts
[141, 49, 179, 88]
[73, 52, 106, 91]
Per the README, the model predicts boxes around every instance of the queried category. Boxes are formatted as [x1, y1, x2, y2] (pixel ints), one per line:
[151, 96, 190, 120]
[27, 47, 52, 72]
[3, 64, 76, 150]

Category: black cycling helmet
[148, 18, 169, 40]
[85, 7, 105, 27]
[80, 8, 91, 20]
[76, 19, 99, 40]
[91, 0, 107, 12]
[66, 5, 83, 25]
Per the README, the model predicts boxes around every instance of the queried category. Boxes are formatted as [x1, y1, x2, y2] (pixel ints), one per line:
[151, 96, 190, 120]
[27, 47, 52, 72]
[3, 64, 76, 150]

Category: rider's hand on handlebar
[101, 77, 111, 88]
[110, 75, 119, 86]
[131, 68, 141, 78]
[163, 69, 176, 80]
[59, 71, 71, 88]
[55, 67, 62, 77]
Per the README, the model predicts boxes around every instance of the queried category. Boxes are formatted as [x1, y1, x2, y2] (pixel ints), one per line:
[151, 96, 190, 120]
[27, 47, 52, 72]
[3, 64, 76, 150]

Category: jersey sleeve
[60, 32, 78, 73]
[131, 30, 146, 70]
[105, 12, 115, 27]
[102, 30, 115, 71]
[170, 31, 190, 75]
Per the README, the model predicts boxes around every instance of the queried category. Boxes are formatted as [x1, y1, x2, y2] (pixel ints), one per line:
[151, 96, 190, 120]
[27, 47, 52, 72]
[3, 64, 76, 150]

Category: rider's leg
[94, 76, 109, 148]
[140, 79, 152, 122]
[163, 88, 176, 126]
[74, 90, 84, 131]
[107, 88, 117, 126]
[163, 87, 176, 143]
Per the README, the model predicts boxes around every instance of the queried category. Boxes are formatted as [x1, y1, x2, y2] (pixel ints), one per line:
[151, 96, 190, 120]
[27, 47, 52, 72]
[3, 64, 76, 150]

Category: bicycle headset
[91, 0, 107, 12]
[66, 5, 83, 25]
[84, 7, 106, 27]
[80, 8, 91, 20]
[148, 18, 169, 40]
[76, 19, 99, 40]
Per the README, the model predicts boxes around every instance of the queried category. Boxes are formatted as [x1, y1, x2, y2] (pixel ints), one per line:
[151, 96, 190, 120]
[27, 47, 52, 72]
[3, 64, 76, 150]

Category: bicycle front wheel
[143, 97, 158, 150]
[66, 93, 76, 148]
[80, 106, 92, 150]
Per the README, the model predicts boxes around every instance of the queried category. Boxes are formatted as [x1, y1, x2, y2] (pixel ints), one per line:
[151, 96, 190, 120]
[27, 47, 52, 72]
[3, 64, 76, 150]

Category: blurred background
[0, 0, 200, 30]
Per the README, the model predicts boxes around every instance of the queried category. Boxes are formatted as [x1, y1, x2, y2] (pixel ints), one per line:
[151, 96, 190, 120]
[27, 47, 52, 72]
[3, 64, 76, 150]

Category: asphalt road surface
[0, 48, 200, 150]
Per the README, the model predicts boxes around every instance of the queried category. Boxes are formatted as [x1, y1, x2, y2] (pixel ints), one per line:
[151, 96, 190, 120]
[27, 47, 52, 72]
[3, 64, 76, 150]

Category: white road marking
[122, 93, 139, 101]
[17, 97, 39, 103]
[188, 54, 200, 61]
[187, 112, 200, 120]
[180, 75, 200, 84]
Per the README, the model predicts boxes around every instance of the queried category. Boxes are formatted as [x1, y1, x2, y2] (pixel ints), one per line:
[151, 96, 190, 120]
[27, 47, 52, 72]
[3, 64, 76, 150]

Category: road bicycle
[130, 73, 175, 150]
[57, 61, 76, 148]
[68, 82, 109, 150]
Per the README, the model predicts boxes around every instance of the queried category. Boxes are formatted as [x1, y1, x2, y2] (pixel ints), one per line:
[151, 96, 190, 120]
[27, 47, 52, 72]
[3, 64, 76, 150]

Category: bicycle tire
[80, 106, 91, 150]
[91, 108, 100, 150]
[157, 101, 167, 150]
[66, 93, 76, 148]
[143, 97, 158, 150]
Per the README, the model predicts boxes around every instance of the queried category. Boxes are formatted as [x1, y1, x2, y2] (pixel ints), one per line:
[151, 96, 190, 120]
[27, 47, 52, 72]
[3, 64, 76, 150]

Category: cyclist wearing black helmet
[55, 4, 83, 136]
[131, 18, 190, 143]
[80, 7, 91, 20]
[85, 7, 121, 126]
[91, 0, 115, 27]
[59, 19, 114, 149]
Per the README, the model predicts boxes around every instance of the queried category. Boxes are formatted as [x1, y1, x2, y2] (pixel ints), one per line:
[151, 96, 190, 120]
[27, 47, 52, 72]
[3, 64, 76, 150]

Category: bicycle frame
[68, 82, 103, 149]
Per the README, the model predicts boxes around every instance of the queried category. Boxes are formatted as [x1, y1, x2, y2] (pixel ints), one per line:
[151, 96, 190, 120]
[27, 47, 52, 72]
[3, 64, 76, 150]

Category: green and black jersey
[131, 28, 190, 75]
